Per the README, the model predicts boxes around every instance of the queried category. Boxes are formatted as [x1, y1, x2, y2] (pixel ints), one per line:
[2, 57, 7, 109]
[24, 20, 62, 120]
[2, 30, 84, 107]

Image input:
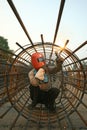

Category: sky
[0, 0, 87, 58]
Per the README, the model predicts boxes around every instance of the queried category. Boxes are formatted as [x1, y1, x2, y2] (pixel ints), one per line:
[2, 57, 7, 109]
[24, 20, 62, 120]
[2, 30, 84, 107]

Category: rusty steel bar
[49, 0, 66, 62]
[40, 34, 46, 59]
[10, 97, 29, 130]
[65, 41, 87, 60]
[58, 40, 69, 56]
[66, 96, 87, 127]
[0, 87, 27, 118]
[16, 42, 31, 56]
[60, 101, 73, 129]
[0, 47, 30, 65]
[41, 34, 44, 44]
[53, 0, 66, 44]
[0, 42, 87, 129]
[66, 88, 87, 109]
[0, 104, 13, 119]
[24, 109, 35, 130]
[7, 0, 37, 52]
[0, 0, 87, 129]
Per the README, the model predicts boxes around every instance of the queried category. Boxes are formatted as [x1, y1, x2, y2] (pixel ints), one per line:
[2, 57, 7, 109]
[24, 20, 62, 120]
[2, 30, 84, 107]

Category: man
[28, 52, 64, 112]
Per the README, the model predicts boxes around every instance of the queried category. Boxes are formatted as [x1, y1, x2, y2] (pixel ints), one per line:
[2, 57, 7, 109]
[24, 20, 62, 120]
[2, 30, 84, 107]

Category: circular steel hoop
[5, 43, 86, 123]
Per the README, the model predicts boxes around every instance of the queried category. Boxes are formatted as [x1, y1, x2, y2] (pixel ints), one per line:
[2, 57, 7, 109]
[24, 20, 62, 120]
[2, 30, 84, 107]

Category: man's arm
[28, 69, 39, 86]
[47, 53, 64, 74]
[28, 68, 46, 86]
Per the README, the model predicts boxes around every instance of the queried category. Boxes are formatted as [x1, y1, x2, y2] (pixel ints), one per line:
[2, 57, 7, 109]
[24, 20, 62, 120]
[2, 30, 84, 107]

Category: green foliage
[0, 36, 14, 63]
[0, 36, 10, 50]
[81, 61, 87, 70]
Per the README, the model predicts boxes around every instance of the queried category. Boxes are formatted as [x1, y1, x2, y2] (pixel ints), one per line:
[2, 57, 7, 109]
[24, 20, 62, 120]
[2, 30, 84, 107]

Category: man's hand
[55, 51, 64, 63]
[35, 68, 45, 81]
[54, 51, 64, 72]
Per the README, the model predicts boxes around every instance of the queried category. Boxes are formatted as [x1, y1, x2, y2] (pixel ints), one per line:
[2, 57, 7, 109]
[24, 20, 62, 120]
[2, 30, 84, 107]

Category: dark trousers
[29, 85, 60, 106]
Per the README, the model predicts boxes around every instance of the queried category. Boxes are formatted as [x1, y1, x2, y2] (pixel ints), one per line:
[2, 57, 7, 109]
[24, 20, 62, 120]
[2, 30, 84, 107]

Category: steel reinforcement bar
[0, 42, 87, 130]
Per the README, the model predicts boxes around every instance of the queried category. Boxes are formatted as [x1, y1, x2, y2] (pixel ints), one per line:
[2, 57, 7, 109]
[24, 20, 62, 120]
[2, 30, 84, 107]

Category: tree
[0, 36, 14, 62]
[0, 36, 10, 50]
[82, 61, 87, 70]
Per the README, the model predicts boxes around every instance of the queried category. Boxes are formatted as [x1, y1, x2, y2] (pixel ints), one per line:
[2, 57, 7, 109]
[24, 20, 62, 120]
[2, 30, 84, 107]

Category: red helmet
[31, 52, 45, 70]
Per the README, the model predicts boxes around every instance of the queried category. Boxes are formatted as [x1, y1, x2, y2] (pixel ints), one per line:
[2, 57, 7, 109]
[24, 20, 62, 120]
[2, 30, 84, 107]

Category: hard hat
[31, 52, 45, 70]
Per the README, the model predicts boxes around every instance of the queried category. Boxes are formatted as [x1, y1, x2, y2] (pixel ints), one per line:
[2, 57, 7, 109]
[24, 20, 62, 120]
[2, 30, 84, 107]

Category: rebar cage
[0, 0, 87, 129]
[0, 42, 87, 130]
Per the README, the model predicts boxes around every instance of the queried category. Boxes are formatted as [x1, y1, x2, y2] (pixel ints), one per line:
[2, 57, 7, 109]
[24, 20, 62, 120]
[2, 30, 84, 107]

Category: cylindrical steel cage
[0, 42, 87, 130]
[0, 0, 87, 129]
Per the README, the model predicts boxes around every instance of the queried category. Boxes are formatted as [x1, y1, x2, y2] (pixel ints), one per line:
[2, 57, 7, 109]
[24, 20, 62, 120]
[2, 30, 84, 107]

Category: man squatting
[28, 52, 64, 112]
